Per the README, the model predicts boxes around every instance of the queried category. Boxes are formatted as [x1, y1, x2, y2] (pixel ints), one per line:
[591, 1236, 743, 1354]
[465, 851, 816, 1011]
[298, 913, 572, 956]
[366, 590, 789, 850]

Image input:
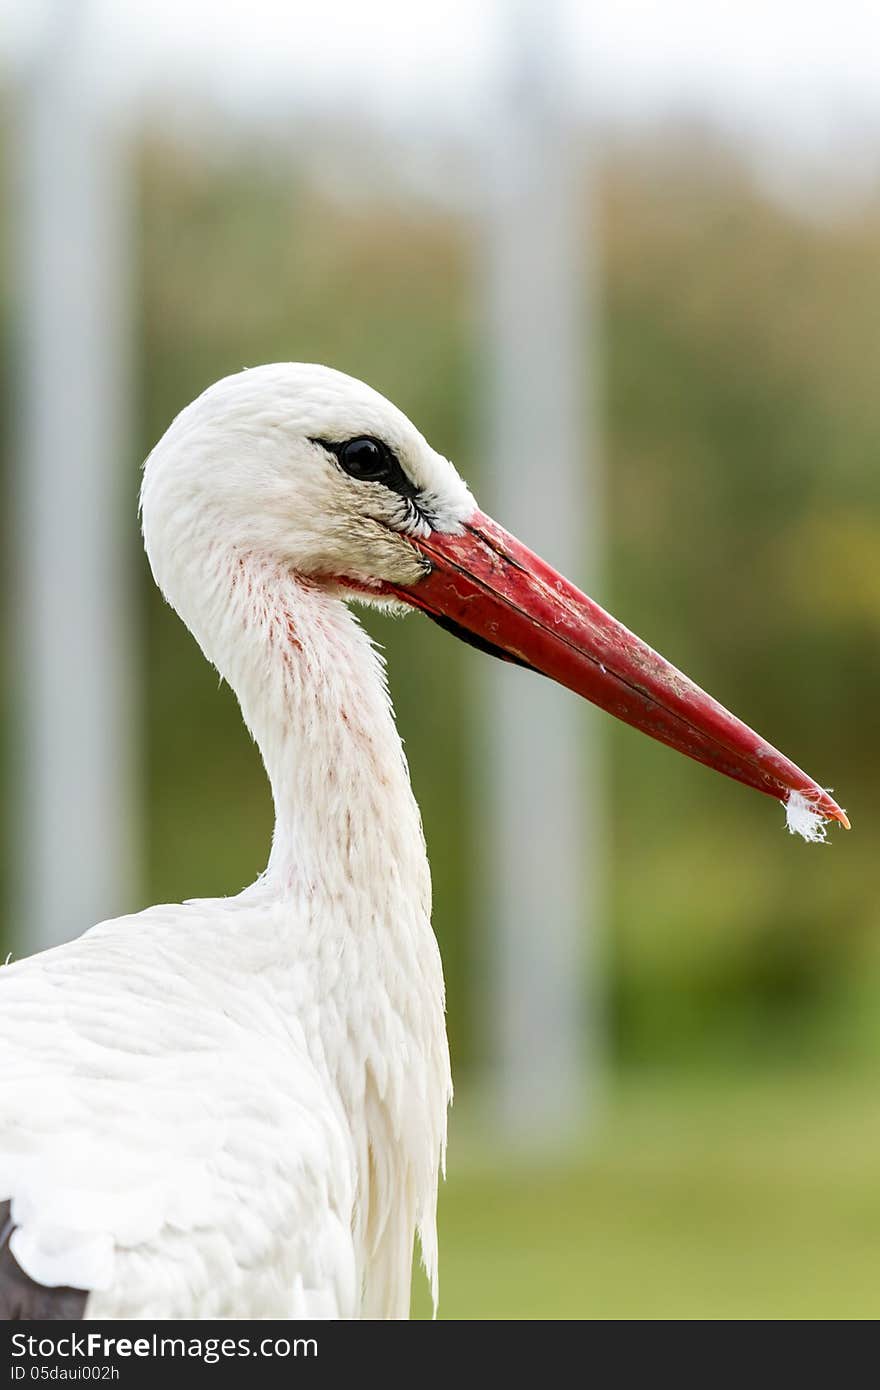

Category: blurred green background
[4, 125, 880, 1318]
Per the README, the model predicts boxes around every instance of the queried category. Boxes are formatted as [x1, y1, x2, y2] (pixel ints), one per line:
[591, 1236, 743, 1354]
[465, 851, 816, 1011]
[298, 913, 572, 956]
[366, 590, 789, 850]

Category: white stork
[0, 365, 847, 1320]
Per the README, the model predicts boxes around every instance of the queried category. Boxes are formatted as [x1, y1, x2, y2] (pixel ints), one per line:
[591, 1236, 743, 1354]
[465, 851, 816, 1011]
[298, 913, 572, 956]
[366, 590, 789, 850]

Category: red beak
[388, 510, 848, 829]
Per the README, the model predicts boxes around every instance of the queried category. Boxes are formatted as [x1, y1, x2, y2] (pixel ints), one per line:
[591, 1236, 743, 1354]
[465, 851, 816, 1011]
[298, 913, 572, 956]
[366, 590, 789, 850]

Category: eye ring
[312, 436, 419, 500]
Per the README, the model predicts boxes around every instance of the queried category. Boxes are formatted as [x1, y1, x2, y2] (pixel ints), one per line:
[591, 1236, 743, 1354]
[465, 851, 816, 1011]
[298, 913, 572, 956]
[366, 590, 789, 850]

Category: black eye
[311, 435, 419, 500]
[337, 436, 389, 481]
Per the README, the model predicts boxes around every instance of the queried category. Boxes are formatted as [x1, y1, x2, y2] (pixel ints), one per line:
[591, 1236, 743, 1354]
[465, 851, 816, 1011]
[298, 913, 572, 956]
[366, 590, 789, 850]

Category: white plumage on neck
[222, 554, 451, 1314]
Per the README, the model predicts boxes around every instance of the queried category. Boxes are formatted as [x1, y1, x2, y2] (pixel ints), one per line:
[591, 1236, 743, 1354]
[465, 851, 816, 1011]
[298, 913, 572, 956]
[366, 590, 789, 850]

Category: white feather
[783, 789, 834, 843]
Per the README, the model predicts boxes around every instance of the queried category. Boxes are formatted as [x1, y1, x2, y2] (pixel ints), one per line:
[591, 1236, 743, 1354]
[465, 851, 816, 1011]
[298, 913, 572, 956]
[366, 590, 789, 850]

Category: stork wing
[0, 908, 359, 1320]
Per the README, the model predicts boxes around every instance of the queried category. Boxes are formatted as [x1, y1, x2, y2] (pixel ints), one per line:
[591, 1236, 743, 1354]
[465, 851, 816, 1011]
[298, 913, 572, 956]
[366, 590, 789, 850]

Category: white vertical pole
[11, 0, 138, 953]
[480, 0, 604, 1143]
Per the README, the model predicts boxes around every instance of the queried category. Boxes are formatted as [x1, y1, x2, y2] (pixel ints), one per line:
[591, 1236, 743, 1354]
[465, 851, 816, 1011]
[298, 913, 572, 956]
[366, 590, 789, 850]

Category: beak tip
[822, 792, 850, 831]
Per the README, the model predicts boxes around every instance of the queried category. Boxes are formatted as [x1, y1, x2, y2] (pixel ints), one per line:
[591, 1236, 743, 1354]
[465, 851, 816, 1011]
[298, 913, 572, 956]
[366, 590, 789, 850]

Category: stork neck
[217, 560, 428, 902]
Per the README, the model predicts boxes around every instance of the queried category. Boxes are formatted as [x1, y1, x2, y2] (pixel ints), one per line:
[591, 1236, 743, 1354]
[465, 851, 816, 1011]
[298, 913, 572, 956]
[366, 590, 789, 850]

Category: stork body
[0, 365, 845, 1321]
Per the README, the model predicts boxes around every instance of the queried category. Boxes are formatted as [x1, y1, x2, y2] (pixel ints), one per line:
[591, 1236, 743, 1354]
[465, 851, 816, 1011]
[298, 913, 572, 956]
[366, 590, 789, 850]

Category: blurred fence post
[9, 0, 138, 953]
[478, 0, 605, 1144]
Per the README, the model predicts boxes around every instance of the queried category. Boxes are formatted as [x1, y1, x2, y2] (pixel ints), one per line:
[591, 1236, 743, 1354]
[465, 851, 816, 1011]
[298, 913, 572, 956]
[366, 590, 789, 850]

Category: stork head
[141, 362, 848, 837]
[141, 363, 472, 597]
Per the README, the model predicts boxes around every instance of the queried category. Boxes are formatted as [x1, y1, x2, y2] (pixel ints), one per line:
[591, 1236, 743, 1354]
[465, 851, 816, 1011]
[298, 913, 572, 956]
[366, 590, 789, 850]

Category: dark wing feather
[0, 1201, 88, 1321]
